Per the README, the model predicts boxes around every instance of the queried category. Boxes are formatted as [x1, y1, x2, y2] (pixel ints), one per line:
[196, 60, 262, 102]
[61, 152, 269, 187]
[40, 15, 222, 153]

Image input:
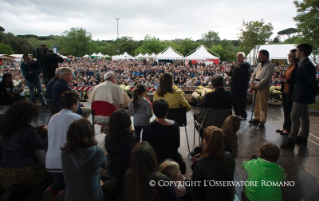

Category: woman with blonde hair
[192, 126, 235, 201]
[153, 72, 191, 111]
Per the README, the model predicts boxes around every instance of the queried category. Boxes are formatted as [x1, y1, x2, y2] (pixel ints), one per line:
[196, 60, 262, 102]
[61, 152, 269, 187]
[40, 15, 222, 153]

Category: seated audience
[221, 115, 241, 158]
[128, 83, 152, 140]
[0, 100, 47, 191]
[51, 67, 91, 118]
[104, 110, 137, 180]
[192, 126, 235, 201]
[0, 73, 22, 105]
[243, 143, 285, 201]
[46, 67, 61, 99]
[88, 72, 130, 109]
[123, 142, 179, 201]
[142, 99, 186, 174]
[61, 118, 107, 201]
[153, 73, 191, 111]
[44, 91, 82, 201]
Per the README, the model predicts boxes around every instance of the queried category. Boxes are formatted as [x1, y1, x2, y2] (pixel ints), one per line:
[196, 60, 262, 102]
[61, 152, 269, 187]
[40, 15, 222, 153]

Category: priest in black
[227, 52, 252, 120]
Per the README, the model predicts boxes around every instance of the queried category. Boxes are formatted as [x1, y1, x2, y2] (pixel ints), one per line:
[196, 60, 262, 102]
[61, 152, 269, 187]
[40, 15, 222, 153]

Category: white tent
[156, 46, 184, 60]
[184, 45, 219, 64]
[136, 53, 144, 59]
[150, 53, 156, 59]
[112, 52, 137, 60]
[246, 44, 297, 64]
[97, 52, 104, 57]
[10, 54, 24, 62]
[83, 54, 90, 58]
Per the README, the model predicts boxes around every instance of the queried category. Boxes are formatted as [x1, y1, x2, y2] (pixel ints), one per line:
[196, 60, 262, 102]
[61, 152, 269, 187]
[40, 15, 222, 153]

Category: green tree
[211, 40, 240, 62]
[277, 28, 298, 39]
[201, 31, 221, 47]
[59, 28, 93, 57]
[0, 26, 4, 32]
[134, 35, 166, 55]
[238, 19, 274, 63]
[1, 32, 33, 54]
[180, 38, 199, 56]
[293, 0, 319, 64]
[0, 43, 14, 54]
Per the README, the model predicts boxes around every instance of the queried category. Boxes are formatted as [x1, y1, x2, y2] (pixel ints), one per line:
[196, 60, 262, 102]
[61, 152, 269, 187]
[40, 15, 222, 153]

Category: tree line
[0, 0, 317, 63]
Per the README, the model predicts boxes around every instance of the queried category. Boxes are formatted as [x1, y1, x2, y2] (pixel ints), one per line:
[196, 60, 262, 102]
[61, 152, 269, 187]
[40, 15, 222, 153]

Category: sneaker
[258, 122, 265, 128]
[43, 186, 56, 201]
[249, 119, 260, 124]
[280, 138, 295, 149]
[295, 135, 308, 146]
[55, 189, 65, 201]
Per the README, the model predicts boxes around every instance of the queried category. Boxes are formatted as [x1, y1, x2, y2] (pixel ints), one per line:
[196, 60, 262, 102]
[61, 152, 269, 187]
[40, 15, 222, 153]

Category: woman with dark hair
[0, 73, 21, 105]
[105, 110, 137, 180]
[277, 49, 299, 135]
[61, 118, 107, 201]
[142, 99, 186, 174]
[192, 126, 235, 201]
[0, 100, 47, 191]
[128, 83, 152, 139]
[153, 73, 191, 111]
[123, 142, 178, 201]
[221, 115, 241, 157]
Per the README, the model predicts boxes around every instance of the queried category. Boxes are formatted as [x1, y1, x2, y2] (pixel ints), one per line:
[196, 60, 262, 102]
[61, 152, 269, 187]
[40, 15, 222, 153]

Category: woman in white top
[44, 91, 82, 201]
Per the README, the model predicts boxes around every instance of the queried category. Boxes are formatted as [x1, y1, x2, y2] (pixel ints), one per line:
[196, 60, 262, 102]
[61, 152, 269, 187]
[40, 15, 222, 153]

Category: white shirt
[88, 81, 130, 109]
[45, 109, 82, 172]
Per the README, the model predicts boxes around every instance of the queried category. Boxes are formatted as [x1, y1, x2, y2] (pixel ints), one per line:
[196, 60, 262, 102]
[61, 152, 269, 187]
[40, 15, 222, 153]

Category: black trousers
[282, 93, 293, 132]
[231, 88, 248, 118]
[134, 126, 143, 139]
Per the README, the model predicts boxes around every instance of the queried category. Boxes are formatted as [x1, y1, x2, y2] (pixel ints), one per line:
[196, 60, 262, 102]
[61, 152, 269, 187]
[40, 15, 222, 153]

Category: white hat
[104, 72, 114, 80]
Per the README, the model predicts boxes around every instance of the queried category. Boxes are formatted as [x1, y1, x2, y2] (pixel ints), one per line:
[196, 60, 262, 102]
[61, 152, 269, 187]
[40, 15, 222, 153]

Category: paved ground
[34, 105, 319, 201]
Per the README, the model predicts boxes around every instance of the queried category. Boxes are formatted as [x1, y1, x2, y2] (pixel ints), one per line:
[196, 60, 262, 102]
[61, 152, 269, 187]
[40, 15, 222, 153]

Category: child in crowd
[243, 143, 286, 201]
[159, 159, 186, 198]
[221, 115, 241, 158]
[128, 83, 152, 140]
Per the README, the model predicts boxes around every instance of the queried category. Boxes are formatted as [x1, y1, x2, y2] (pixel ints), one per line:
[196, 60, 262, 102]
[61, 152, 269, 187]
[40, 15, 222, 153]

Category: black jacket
[227, 61, 251, 89]
[0, 125, 45, 168]
[292, 58, 318, 104]
[41, 54, 64, 81]
[192, 153, 236, 201]
[46, 76, 59, 99]
[199, 88, 233, 109]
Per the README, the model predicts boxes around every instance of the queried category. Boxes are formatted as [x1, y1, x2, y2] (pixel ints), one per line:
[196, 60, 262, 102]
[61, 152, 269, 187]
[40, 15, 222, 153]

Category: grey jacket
[250, 60, 275, 89]
[128, 97, 152, 126]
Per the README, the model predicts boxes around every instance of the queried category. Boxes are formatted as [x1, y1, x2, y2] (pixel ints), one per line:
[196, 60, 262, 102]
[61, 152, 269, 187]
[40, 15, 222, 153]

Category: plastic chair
[194, 108, 231, 147]
[91, 101, 117, 134]
[166, 107, 190, 154]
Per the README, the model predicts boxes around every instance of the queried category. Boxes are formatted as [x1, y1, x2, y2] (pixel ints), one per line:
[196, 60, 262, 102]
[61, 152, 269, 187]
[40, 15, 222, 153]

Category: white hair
[60, 67, 73, 77]
[237, 52, 246, 57]
[55, 68, 62, 76]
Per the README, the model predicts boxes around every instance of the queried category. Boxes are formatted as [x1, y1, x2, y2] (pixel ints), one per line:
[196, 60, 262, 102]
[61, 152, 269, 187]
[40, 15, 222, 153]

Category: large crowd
[0, 44, 319, 201]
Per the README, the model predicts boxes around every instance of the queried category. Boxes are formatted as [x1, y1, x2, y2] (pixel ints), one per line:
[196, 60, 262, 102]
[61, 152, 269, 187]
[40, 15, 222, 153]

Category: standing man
[227, 52, 252, 120]
[281, 43, 318, 149]
[20, 54, 46, 107]
[249, 50, 275, 127]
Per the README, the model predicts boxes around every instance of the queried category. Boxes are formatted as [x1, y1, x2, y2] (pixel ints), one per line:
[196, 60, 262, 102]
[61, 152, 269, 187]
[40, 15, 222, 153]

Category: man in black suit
[227, 52, 252, 120]
[199, 75, 233, 110]
[281, 43, 319, 149]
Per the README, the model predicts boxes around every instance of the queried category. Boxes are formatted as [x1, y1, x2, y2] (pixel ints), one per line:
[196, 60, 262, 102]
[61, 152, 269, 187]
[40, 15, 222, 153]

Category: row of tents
[83, 45, 221, 65]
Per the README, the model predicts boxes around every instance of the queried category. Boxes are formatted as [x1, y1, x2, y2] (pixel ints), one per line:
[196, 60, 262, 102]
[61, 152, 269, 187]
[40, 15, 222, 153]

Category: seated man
[52, 67, 91, 119]
[198, 75, 233, 110]
[46, 67, 61, 99]
[88, 72, 130, 109]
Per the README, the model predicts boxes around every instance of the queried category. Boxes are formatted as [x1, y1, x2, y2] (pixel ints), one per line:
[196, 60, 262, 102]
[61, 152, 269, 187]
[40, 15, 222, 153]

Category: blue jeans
[50, 172, 65, 193]
[27, 81, 45, 105]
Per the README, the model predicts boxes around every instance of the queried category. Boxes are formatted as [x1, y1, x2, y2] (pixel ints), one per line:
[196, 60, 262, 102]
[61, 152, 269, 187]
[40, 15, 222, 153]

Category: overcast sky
[0, 0, 298, 41]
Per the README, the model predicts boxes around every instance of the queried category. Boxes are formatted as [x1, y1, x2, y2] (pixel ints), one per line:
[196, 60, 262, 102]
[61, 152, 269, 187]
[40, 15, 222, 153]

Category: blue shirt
[20, 61, 40, 83]
[52, 79, 71, 103]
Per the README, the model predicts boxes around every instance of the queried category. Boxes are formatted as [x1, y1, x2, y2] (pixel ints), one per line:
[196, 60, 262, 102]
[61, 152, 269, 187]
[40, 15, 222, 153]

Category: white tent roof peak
[185, 45, 219, 60]
[157, 46, 184, 60]
[150, 53, 156, 57]
[144, 53, 150, 57]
